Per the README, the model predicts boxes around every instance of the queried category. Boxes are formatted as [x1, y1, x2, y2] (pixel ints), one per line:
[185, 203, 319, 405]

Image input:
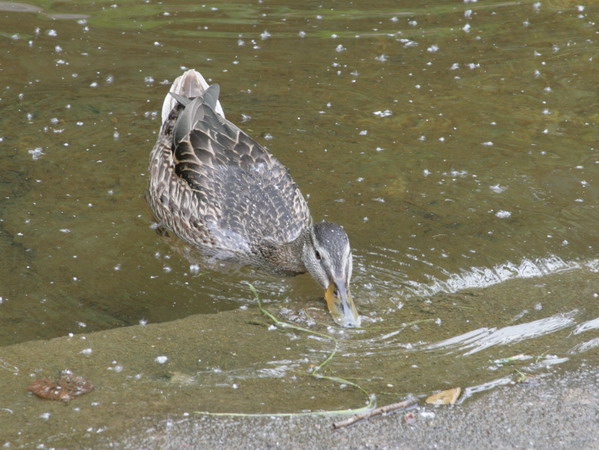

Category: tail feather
[171, 84, 221, 147]
[161, 69, 225, 124]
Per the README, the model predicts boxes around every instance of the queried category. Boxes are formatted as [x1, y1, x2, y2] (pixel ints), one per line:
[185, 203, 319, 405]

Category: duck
[146, 69, 360, 327]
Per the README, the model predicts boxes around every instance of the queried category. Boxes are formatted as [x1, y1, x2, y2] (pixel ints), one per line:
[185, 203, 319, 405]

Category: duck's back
[147, 71, 311, 267]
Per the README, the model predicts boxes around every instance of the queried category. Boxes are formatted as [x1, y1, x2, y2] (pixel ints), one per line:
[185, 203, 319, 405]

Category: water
[0, 0, 598, 445]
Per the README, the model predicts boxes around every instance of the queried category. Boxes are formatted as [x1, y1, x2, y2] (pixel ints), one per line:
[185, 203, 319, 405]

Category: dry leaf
[425, 387, 461, 405]
[28, 370, 94, 402]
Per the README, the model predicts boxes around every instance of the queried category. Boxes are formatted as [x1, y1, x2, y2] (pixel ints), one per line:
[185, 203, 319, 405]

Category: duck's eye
[315, 250, 322, 261]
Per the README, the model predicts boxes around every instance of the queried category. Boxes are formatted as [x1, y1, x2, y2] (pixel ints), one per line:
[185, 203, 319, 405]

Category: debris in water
[492, 354, 531, 366]
[495, 210, 512, 219]
[373, 109, 392, 117]
[332, 396, 418, 428]
[27, 370, 94, 402]
[514, 369, 535, 384]
[404, 411, 416, 424]
[28, 147, 45, 160]
[155, 355, 169, 364]
[425, 387, 461, 405]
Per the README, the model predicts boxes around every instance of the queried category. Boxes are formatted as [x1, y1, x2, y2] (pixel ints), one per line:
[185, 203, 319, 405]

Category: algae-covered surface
[0, 307, 346, 446]
[116, 367, 599, 449]
[2, 267, 598, 447]
[1, 0, 598, 446]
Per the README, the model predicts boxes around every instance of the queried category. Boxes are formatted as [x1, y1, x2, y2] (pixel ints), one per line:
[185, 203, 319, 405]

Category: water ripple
[400, 255, 593, 298]
[569, 338, 599, 355]
[459, 376, 512, 404]
[572, 317, 599, 335]
[423, 310, 578, 356]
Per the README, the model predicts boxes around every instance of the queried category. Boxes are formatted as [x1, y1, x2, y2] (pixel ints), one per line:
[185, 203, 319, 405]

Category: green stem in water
[195, 283, 376, 417]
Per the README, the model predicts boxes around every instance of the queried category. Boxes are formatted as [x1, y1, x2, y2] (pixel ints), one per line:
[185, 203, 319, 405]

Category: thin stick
[247, 283, 332, 340]
[332, 397, 418, 429]
[195, 284, 376, 418]
[248, 283, 374, 400]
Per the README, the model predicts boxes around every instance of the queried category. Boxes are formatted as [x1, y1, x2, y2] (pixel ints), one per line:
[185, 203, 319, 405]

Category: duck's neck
[257, 229, 309, 276]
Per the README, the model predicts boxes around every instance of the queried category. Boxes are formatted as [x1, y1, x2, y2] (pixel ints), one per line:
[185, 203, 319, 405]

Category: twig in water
[195, 283, 376, 418]
[247, 283, 371, 396]
[333, 397, 418, 429]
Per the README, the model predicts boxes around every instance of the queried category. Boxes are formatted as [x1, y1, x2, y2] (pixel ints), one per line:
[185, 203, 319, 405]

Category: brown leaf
[425, 387, 461, 405]
[28, 370, 94, 402]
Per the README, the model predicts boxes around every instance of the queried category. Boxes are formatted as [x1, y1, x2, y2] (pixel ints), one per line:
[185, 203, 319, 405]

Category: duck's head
[302, 221, 360, 328]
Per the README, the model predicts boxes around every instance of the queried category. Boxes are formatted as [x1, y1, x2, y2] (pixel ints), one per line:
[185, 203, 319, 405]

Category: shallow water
[1, 0, 598, 444]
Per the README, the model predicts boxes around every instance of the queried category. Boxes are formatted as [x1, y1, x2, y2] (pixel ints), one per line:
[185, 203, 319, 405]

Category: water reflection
[572, 317, 599, 335]
[423, 310, 577, 356]
[395, 255, 595, 298]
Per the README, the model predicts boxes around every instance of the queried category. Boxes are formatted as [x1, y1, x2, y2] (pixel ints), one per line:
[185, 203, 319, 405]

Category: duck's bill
[324, 281, 361, 328]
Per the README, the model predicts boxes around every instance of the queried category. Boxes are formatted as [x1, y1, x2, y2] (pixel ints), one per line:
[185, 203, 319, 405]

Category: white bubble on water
[489, 184, 508, 194]
[28, 147, 45, 160]
[373, 110, 392, 117]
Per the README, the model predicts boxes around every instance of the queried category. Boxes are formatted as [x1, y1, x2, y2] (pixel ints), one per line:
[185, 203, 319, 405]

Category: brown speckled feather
[147, 76, 311, 274]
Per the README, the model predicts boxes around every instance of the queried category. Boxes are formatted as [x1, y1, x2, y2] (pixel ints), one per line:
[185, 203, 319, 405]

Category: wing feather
[167, 89, 310, 250]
